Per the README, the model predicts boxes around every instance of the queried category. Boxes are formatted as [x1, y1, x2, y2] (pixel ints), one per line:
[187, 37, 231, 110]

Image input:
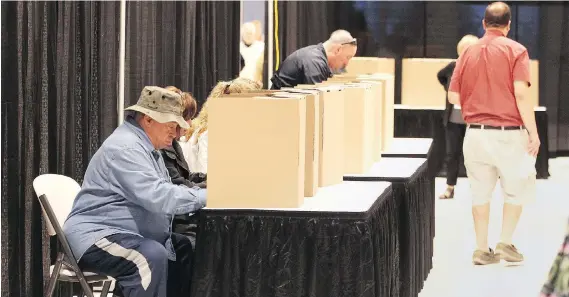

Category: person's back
[270, 44, 331, 89]
[448, 1, 539, 267]
[456, 31, 529, 126]
[270, 30, 358, 90]
[64, 122, 172, 251]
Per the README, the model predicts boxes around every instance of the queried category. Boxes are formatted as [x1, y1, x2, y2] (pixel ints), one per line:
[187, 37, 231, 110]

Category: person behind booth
[448, 1, 539, 265]
[239, 22, 265, 85]
[63, 86, 207, 297]
[437, 35, 479, 200]
[252, 20, 264, 42]
[160, 86, 206, 245]
[181, 77, 262, 173]
[270, 29, 357, 89]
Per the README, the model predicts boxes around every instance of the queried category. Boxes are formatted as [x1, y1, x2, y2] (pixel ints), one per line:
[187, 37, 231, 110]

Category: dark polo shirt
[270, 43, 332, 90]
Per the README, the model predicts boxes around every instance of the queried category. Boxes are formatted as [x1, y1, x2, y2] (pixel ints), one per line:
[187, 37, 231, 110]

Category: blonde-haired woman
[181, 77, 262, 173]
[439, 34, 479, 199]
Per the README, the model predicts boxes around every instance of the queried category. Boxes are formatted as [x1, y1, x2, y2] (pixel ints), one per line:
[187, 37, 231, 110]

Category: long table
[382, 138, 432, 158]
[394, 105, 550, 179]
[344, 158, 434, 297]
[190, 181, 400, 297]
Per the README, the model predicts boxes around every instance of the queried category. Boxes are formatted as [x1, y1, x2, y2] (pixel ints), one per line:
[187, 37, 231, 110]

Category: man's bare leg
[495, 203, 524, 262]
[500, 203, 523, 244]
[472, 203, 491, 251]
[471, 202, 500, 265]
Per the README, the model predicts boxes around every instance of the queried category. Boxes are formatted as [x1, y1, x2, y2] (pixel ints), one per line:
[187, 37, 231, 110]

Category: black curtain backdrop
[1, 1, 120, 297]
[275, 1, 569, 156]
[125, 1, 240, 109]
[275, 1, 335, 62]
[539, 3, 569, 156]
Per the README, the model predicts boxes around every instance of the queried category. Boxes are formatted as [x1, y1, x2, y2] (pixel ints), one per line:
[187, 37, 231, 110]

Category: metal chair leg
[76, 275, 94, 297]
[46, 253, 64, 297]
[100, 281, 112, 297]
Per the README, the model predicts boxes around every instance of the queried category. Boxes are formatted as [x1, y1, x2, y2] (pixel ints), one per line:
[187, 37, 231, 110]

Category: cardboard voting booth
[316, 82, 375, 174]
[226, 90, 320, 198]
[280, 89, 321, 196]
[295, 85, 345, 187]
[402, 58, 455, 108]
[401, 58, 540, 108]
[207, 95, 306, 208]
[346, 57, 395, 76]
[331, 74, 395, 153]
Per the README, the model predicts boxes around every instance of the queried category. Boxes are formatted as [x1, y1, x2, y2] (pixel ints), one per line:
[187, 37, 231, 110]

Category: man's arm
[108, 148, 207, 215]
[513, 50, 540, 155]
[514, 81, 536, 135]
[448, 57, 464, 105]
[448, 91, 460, 105]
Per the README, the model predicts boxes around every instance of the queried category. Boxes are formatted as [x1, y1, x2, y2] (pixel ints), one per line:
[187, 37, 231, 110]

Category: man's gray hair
[327, 29, 355, 45]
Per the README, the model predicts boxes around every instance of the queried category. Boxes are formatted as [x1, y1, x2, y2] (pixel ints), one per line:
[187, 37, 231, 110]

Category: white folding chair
[33, 174, 114, 297]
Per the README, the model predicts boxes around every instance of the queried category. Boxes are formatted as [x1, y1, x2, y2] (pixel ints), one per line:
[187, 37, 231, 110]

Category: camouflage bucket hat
[125, 86, 190, 129]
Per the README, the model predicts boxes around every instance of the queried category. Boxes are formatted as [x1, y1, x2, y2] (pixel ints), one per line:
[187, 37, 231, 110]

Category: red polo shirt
[449, 29, 531, 126]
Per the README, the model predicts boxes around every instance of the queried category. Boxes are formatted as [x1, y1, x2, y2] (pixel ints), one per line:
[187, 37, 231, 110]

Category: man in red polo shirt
[448, 1, 540, 265]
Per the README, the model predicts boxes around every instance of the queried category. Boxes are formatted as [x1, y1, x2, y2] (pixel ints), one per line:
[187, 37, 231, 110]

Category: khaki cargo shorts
[463, 126, 537, 206]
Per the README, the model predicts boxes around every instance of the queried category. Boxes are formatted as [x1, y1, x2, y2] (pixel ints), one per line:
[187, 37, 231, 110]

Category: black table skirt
[394, 108, 550, 179]
[190, 186, 400, 297]
[345, 161, 434, 297]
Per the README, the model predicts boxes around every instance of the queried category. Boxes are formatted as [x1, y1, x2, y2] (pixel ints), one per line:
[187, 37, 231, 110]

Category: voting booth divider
[329, 74, 395, 152]
[293, 86, 346, 186]
[345, 57, 396, 77]
[207, 94, 307, 208]
[401, 58, 455, 108]
[338, 57, 396, 152]
[401, 58, 540, 108]
[225, 91, 320, 197]
[206, 78, 394, 209]
[315, 82, 377, 174]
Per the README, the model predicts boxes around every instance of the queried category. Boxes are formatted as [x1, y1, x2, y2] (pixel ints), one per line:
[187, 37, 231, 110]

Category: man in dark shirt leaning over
[448, 1, 539, 266]
[270, 29, 357, 89]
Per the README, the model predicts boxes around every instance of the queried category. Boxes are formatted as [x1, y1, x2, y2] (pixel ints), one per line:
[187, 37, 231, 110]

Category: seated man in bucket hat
[63, 86, 206, 297]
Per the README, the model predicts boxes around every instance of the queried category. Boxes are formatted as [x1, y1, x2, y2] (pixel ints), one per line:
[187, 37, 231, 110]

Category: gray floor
[419, 157, 569, 297]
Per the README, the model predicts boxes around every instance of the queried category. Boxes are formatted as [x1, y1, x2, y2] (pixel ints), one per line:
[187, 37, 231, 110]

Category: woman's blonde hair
[457, 35, 479, 56]
[186, 77, 262, 139]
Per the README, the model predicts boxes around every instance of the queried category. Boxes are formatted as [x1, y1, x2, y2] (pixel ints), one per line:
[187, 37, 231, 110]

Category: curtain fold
[125, 1, 240, 108]
[1, 2, 120, 297]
